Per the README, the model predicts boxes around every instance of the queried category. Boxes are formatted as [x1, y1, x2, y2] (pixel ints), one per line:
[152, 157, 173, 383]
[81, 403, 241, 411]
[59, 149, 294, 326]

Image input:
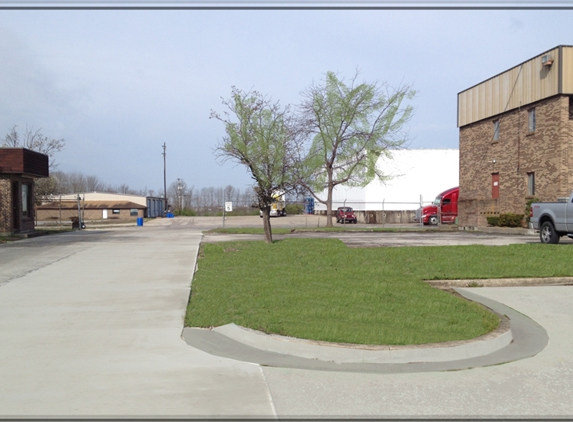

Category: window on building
[493, 120, 500, 141]
[528, 108, 536, 132]
[112, 209, 120, 214]
[130, 209, 138, 216]
[21, 183, 31, 218]
[527, 172, 535, 196]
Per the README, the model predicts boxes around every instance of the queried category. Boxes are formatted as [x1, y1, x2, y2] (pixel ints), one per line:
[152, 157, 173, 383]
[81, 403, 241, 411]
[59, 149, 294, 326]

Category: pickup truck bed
[530, 195, 573, 243]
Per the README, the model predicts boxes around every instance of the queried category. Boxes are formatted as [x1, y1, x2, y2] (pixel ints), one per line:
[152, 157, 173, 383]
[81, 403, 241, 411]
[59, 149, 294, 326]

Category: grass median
[185, 238, 572, 345]
[206, 226, 447, 234]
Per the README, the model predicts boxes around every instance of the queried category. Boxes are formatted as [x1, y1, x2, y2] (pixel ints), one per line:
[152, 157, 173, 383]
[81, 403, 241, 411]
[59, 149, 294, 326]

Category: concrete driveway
[1, 216, 572, 418]
[0, 221, 274, 417]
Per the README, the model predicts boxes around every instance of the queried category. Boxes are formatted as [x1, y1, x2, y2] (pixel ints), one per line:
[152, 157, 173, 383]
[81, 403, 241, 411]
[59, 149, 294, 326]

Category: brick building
[36, 192, 164, 222]
[0, 148, 49, 235]
[458, 45, 573, 227]
[37, 200, 146, 224]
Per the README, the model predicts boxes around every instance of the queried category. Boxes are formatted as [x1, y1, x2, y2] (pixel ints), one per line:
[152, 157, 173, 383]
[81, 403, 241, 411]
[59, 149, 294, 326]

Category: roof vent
[542, 54, 554, 66]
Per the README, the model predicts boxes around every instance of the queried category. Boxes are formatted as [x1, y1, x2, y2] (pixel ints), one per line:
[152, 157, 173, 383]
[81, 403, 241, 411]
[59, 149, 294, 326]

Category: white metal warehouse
[313, 149, 459, 213]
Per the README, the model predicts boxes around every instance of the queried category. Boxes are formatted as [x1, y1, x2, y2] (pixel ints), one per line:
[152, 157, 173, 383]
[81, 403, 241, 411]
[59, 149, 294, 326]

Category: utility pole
[162, 142, 167, 215]
[177, 178, 182, 213]
[77, 194, 82, 230]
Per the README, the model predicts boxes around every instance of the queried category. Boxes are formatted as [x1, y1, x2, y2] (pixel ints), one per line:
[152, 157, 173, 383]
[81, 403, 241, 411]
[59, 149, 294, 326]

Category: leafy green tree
[298, 71, 415, 226]
[211, 87, 302, 243]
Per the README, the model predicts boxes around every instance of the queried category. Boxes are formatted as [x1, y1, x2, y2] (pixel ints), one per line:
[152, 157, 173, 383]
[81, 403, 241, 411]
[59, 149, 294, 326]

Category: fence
[312, 198, 434, 224]
[163, 196, 457, 226]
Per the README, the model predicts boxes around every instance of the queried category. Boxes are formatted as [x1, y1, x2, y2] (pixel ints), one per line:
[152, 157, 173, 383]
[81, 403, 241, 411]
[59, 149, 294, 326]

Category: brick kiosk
[0, 148, 49, 235]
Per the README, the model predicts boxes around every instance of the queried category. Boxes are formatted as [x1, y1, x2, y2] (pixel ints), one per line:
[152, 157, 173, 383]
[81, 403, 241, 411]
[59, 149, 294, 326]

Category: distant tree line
[166, 181, 258, 216]
[45, 170, 147, 198]
[166, 180, 306, 216]
[39, 169, 305, 216]
[0, 127, 259, 212]
[40, 170, 256, 213]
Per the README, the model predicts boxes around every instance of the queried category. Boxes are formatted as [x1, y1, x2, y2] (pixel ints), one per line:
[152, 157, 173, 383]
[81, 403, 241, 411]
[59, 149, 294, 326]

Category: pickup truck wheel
[540, 221, 560, 244]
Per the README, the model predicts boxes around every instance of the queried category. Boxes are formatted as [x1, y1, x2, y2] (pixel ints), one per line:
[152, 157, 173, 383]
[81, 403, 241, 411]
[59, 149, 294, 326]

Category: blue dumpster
[305, 197, 315, 214]
[137, 217, 143, 226]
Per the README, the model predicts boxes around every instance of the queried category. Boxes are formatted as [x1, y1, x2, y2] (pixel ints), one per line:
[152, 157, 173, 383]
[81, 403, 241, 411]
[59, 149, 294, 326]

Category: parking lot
[196, 214, 573, 247]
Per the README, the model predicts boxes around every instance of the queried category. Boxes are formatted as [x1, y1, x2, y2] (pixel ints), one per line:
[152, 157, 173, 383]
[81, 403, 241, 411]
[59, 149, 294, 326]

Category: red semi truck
[419, 187, 459, 225]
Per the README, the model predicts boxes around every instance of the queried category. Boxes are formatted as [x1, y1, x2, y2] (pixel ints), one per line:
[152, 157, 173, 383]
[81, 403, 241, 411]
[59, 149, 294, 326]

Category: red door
[492, 174, 499, 199]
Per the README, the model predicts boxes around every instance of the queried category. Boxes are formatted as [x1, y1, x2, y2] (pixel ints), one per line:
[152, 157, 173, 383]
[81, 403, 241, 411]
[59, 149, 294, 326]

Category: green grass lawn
[185, 238, 573, 345]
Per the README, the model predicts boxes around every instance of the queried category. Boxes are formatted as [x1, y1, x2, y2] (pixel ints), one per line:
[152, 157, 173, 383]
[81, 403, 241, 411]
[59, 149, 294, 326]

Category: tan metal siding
[458, 46, 570, 127]
[562, 47, 573, 93]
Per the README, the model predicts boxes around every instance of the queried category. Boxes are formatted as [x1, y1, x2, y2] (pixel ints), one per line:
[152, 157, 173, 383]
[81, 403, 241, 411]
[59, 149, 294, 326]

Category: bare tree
[62, 170, 87, 194]
[2, 125, 65, 169]
[199, 186, 217, 212]
[85, 175, 105, 192]
[223, 185, 236, 205]
[184, 185, 194, 210]
[116, 184, 133, 194]
[33, 176, 59, 204]
[167, 178, 193, 212]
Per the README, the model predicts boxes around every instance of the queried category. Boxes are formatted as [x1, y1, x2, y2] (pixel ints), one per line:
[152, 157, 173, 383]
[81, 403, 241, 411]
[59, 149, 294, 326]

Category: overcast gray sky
[1, 7, 572, 193]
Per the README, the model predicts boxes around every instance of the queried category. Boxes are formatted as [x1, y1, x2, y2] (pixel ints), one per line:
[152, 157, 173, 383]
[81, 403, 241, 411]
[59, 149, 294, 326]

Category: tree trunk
[325, 181, 334, 227]
[261, 206, 273, 243]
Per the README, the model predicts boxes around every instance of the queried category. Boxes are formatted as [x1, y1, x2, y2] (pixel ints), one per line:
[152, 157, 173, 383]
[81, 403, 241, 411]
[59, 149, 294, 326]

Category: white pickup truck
[530, 193, 573, 243]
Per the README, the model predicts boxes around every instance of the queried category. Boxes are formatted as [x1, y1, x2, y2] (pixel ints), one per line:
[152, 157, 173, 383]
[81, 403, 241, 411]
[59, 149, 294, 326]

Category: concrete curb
[459, 226, 536, 235]
[428, 277, 573, 288]
[212, 321, 512, 364]
[182, 287, 549, 373]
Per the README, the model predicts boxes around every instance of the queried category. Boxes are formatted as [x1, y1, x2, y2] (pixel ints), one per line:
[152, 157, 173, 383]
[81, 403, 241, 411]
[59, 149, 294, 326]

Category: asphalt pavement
[0, 215, 572, 418]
